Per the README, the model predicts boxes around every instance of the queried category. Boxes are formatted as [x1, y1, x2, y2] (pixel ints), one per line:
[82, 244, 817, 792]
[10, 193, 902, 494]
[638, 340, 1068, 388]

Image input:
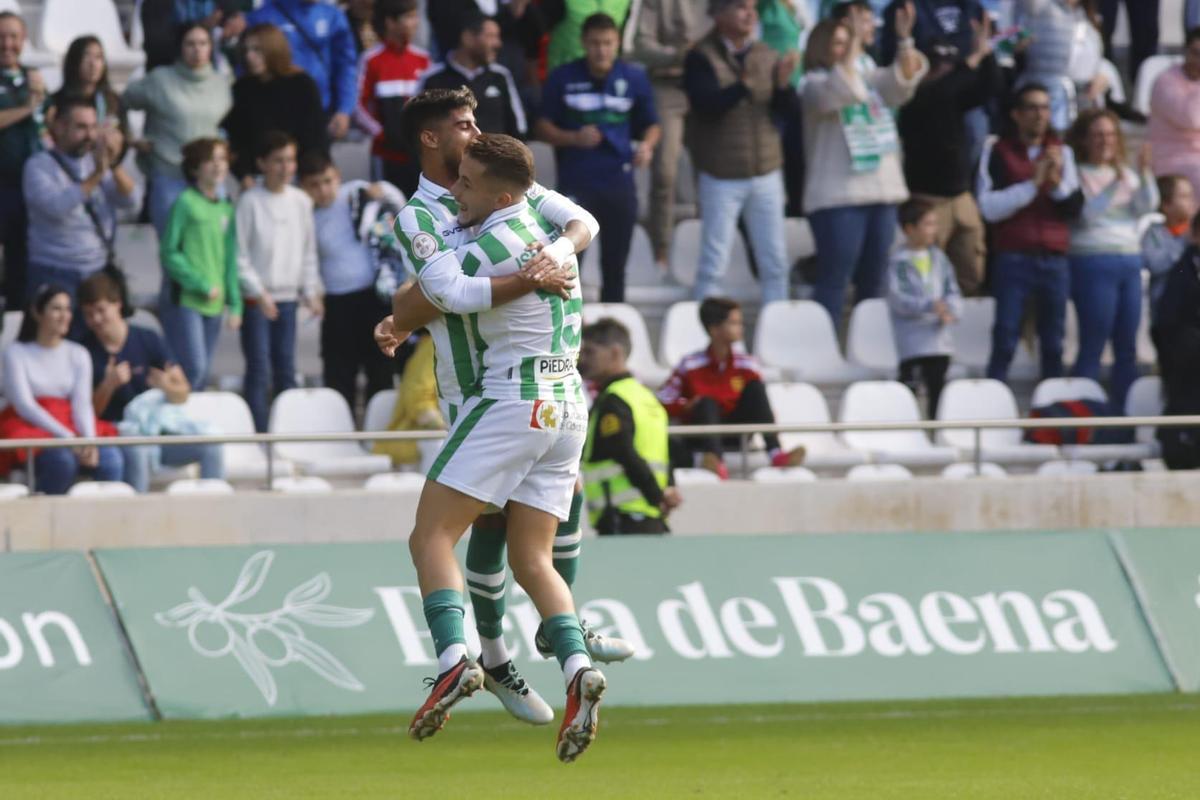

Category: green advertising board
[1112, 528, 1200, 692]
[94, 531, 1171, 719]
[0, 552, 149, 724]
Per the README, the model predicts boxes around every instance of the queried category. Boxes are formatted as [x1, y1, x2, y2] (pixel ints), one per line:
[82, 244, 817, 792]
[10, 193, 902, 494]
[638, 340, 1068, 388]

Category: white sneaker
[535, 624, 637, 663]
[556, 667, 606, 763]
[482, 660, 554, 725]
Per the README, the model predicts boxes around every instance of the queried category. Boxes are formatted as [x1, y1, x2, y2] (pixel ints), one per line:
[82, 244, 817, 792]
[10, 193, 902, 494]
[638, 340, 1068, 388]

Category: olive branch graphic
[154, 551, 375, 706]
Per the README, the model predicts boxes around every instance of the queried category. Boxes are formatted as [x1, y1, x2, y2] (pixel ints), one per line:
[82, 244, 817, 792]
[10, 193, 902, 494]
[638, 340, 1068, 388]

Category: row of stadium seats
[1, 0, 144, 77]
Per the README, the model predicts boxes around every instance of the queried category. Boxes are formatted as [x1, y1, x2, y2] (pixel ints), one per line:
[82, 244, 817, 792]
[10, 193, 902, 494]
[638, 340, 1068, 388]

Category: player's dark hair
[898, 197, 937, 230]
[373, 0, 419, 38]
[1012, 82, 1050, 109]
[581, 12, 619, 37]
[298, 149, 335, 179]
[401, 88, 478, 154]
[460, 9, 491, 36]
[257, 129, 297, 160]
[583, 318, 632, 358]
[17, 284, 70, 342]
[175, 21, 210, 55]
[699, 297, 740, 333]
[180, 137, 228, 183]
[464, 133, 534, 192]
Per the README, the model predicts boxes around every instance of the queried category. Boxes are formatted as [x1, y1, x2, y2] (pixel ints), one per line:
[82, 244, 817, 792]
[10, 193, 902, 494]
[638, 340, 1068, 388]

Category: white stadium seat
[952, 297, 995, 375]
[362, 389, 397, 450]
[754, 301, 873, 384]
[363, 472, 425, 492]
[529, 141, 556, 189]
[936, 379, 1059, 464]
[669, 219, 760, 302]
[269, 389, 392, 478]
[128, 309, 163, 337]
[166, 479, 235, 496]
[941, 462, 1007, 479]
[67, 481, 135, 498]
[658, 301, 707, 370]
[766, 382, 870, 469]
[181, 391, 295, 481]
[579, 225, 685, 304]
[271, 476, 334, 494]
[673, 468, 721, 486]
[845, 463, 913, 482]
[783, 217, 816, 264]
[838, 381, 959, 466]
[113, 224, 162, 308]
[1036, 460, 1098, 476]
[751, 466, 817, 483]
[582, 303, 669, 387]
[845, 298, 898, 377]
[0, 484, 29, 501]
[1125, 375, 1163, 456]
[1031, 378, 1156, 463]
[1134, 55, 1182, 115]
[39, 0, 145, 72]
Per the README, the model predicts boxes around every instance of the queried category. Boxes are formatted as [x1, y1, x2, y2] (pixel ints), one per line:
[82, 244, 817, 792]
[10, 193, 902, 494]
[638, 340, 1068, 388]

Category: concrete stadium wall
[4, 471, 1200, 551]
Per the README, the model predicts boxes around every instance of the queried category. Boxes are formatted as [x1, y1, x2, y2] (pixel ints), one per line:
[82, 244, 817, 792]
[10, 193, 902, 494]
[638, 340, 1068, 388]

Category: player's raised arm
[525, 183, 600, 270]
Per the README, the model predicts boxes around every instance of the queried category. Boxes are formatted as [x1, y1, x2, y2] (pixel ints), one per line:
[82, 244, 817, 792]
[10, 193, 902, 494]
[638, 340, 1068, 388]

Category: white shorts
[427, 396, 587, 520]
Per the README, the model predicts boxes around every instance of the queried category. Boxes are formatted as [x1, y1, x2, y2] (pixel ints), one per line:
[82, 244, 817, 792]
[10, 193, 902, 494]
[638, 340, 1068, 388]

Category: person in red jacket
[657, 297, 805, 478]
[354, 0, 429, 196]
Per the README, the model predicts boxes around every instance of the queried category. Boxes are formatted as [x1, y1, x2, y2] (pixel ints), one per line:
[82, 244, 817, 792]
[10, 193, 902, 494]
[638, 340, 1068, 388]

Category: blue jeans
[148, 172, 188, 237]
[164, 303, 223, 389]
[1070, 253, 1143, 414]
[694, 169, 790, 304]
[986, 252, 1070, 382]
[241, 300, 298, 432]
[25, 262, 98, 340]
[122, 441, 225, 493]
[34, 445, 123, 495]
[809, 203, 897, 327]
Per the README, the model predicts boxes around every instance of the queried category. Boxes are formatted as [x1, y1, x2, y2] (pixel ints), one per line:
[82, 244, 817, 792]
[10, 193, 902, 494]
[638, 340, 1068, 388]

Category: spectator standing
[0, 11, 45, 311]
[1151, 215, 1200, 452]
[159, 138, 242, 389]
[222, 23, 327, 184]
[236, 132, 322, 432]
[1148, 29, 1200, 200]
[684, 0, 799, 305]
[1142, 176, 1195, 327]
[1066, 109, 1156, 414]
[897, 18, 1000, 295]
[757, 0, 808, 216]
[537, 13, 660, 303]
[628, 0, 711, 269]
[1097, 0, 1158, 87]
[1014, 0, 1107, 132]
[419, 13, 527, 139]
[355, 0, 430, 196]
[977, 83, 1081, 382]
[887, 198, 962, 418]
[0, 286, 122, 494]
[658, 297, 806, 478]
[880, 0, 982, 65]
[50, 37, 128, 134]
[78, 271, 224, 493]
[801, 11, 926, 326]
[342, 0, 380, 55]
[578, 318, 679, 535]
[22, 98, 138, 322]
[123, 23, 231, 235]
[246, 0, 359, 141]
[298, 151, 398, 413]
[543, 0, 633, 72]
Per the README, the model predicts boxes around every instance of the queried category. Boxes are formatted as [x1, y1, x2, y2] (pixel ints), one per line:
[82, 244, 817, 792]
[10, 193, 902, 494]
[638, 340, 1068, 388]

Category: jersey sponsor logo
[536, 356, 575, 382]
[411, 232, 439, 260]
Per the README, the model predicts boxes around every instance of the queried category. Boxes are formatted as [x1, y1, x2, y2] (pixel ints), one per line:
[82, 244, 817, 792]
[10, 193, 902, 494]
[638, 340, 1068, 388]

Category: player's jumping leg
[408, 481, 487, 741]
[466, 513, 553, 724]
[505, 501, 606, 764]
[534, 489, 637, 663]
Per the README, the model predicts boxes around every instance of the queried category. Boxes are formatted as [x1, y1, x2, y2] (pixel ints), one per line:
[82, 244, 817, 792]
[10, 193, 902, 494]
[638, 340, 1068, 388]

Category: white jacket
[235, 185, 321, 301]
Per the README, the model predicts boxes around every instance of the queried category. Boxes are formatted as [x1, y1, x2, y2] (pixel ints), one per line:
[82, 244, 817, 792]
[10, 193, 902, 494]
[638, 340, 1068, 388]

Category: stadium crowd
[0, 0, 1198, 495]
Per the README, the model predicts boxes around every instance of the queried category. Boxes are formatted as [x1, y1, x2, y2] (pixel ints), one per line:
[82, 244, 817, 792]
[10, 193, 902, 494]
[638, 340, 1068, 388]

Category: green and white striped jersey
[455, 201, 585, 403]
[392, 174, 592, 406]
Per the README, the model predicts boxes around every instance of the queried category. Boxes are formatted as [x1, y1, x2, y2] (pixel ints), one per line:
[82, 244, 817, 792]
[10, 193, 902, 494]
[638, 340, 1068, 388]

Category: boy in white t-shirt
[236, 131, 322, 431]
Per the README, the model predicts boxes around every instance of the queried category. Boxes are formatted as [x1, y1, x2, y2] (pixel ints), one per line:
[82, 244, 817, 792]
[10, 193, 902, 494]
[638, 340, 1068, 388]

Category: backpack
[1024, 399, 1108, 445]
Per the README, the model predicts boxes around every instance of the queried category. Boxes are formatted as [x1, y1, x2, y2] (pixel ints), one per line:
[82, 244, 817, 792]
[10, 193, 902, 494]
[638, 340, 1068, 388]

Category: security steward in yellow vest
[578, 318, 680, 535]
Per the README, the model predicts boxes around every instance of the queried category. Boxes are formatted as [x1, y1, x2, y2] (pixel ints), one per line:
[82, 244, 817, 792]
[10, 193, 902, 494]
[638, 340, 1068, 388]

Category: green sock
[464, 526, 507, 640]
[422, 589, 466, 658]
[552, 491, 583, 587]
[543, 612, 588, 669]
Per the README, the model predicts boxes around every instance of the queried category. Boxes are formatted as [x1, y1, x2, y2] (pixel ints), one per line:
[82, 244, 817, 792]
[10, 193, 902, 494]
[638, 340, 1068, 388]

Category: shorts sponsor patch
[530, 399, 559, 430]
[530, 400, 587, 434]
[411, 232, 439, 260]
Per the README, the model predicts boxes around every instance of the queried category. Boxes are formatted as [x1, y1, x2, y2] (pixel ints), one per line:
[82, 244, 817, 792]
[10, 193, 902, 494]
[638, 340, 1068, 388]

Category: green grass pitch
[3, 694, 1198, 799]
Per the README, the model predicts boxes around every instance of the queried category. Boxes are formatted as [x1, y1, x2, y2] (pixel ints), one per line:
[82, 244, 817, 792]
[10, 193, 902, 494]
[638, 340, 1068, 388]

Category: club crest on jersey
[530, 400, 558, 430]
[412, 232, 438, 260]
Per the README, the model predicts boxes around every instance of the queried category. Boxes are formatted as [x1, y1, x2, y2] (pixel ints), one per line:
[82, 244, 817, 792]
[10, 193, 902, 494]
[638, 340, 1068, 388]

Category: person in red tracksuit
[657, 297, 805, 479]
[354, 0, 429, 196]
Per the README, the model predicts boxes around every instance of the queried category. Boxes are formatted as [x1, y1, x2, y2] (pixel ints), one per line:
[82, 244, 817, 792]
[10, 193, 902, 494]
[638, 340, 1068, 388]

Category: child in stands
[1142, 175, 1196, 326]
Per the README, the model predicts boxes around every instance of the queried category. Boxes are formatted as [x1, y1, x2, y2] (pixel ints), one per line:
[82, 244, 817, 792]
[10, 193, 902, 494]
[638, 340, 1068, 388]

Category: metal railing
[0, 413, 1193, 492]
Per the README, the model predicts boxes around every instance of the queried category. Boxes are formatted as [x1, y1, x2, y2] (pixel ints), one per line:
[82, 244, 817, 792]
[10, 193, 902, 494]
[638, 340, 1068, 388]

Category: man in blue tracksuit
[535, 12, 660, 304]
[247, 0, 358, 140]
